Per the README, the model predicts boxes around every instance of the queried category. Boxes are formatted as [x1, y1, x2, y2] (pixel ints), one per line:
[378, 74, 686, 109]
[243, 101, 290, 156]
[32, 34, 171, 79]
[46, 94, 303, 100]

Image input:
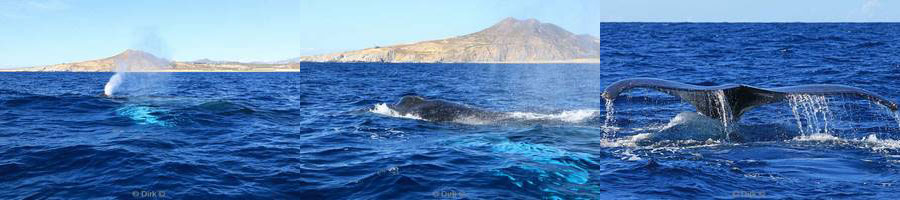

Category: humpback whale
[602, 78, 899, 122]
[386, 96, 503, 122]
[379, 96, 601, 124]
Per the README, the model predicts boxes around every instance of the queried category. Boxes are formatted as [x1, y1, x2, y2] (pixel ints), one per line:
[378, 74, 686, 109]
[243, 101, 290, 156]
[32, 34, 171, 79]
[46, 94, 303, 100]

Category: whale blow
[104, 73, 123, 96]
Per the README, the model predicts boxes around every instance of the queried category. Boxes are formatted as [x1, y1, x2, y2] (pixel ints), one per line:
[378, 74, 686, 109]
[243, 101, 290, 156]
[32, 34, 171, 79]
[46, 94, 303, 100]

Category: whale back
[396, 96, 426, 110]
[390, 96, 492, 122]
[602, 78, 898, 122]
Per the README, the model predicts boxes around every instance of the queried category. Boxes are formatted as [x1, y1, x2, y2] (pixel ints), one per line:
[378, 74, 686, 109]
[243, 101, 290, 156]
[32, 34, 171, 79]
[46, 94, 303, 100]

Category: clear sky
[0, 0, 897, 68]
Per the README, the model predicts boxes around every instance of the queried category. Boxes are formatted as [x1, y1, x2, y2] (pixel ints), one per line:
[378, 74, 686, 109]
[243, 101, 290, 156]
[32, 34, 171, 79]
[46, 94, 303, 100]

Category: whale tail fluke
[602, 78, 898, 122]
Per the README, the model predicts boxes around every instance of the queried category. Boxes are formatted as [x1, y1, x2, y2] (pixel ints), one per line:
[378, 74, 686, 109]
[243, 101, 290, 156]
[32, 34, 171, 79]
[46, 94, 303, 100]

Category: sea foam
[369, 103, 424, 120]
[505, 109, 600, 123]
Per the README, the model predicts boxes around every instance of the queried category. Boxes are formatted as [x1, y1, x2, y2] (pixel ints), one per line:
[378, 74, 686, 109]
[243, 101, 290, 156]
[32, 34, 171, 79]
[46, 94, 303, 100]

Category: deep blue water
[2, 23, 900, 199]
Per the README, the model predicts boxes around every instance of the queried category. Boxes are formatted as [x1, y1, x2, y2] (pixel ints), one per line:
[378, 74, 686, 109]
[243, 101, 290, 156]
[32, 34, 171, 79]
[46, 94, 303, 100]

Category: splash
[861, 134, 900, 152]
[791, 133, 840, 142]
[791, 133, 900, 153]
[369, 103, 424, 120]
[506, 109, 600, 123]
[786, 94, 833, 135]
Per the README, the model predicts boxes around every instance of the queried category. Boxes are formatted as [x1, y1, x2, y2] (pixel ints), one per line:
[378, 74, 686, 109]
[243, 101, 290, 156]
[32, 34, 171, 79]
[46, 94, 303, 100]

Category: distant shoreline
[0, 60, 602, 72]
[10, 18, 600, 72]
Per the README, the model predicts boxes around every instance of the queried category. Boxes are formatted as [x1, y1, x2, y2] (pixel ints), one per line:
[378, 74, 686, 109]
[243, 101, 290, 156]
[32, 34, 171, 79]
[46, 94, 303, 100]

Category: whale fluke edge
[602, 78, 898, 122]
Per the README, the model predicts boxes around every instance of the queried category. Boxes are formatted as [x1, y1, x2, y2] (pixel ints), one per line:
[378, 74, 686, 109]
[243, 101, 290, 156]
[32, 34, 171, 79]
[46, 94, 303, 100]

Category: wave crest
[792, 133, 900, 152]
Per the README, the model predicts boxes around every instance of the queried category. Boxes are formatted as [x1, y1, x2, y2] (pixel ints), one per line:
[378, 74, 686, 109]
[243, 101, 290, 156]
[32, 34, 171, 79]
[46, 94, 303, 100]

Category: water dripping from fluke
[786, 94, 833, 136]
[893, 111, 900, 129]
[603, 98, 617, 138]
[713, 90, 734, 139]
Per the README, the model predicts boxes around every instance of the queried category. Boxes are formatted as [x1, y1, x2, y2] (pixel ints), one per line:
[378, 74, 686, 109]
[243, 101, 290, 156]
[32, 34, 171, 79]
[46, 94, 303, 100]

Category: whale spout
[602, 78, 898, 122]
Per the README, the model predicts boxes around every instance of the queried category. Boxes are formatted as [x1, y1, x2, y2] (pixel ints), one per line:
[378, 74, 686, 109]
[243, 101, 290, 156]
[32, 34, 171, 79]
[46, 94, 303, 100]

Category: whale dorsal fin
[602, 78, 898, 122]
[397, 96, 426, 108]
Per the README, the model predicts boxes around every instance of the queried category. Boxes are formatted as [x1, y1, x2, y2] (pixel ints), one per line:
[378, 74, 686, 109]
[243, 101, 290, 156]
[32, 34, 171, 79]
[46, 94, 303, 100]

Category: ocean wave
[167, 100, 298, 127]
[854, 41, 886, 48]
[194, 100, 256, 115]
[102, 98, 293, 128]
[0, 89, 35, 97]
[2, 93, 119, 114]
[2, 94, 65, 108]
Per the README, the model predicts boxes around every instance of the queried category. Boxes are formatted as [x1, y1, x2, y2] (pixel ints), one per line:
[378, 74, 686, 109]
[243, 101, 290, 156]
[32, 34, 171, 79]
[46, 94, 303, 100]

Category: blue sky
[0, 0, 897, 68]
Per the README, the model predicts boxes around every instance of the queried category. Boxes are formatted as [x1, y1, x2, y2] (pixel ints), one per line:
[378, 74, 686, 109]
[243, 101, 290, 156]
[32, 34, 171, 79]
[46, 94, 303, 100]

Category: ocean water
[2, 23, 900, 199]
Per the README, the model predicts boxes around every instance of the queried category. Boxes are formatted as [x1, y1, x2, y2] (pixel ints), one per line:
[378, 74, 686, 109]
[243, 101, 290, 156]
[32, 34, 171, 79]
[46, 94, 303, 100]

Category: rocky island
[290, 17, 600, 63]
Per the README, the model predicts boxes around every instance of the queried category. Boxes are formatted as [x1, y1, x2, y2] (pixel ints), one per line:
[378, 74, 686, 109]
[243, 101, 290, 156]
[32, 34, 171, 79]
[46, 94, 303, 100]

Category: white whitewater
[786, 94, 833, 135]
[506, 109, 600, 123]
[370, 103, 424, 120]
[791, 133, 900, 152]
[655, 112, 729, 141]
